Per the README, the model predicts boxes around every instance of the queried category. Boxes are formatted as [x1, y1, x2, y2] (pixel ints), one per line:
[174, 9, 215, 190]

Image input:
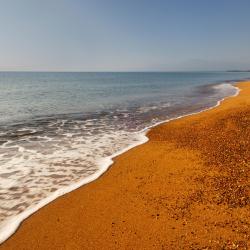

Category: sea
[0, 71, 250, 242]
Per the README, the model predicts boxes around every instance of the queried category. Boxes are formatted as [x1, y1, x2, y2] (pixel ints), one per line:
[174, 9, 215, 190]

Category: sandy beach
[1, 81, 249, 249]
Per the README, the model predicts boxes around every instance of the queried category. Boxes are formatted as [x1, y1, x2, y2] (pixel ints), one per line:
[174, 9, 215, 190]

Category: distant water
[0, 71, 250, 242]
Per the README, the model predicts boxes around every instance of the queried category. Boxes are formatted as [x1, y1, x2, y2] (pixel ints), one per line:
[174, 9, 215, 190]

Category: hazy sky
[0, 0, 250, 71]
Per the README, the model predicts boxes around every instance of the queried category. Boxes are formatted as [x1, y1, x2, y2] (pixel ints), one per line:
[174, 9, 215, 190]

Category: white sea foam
[0, 83, 240, 244]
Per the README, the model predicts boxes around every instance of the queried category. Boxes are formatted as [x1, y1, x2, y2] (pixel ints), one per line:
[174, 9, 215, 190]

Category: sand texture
[1, 82, 249, 249]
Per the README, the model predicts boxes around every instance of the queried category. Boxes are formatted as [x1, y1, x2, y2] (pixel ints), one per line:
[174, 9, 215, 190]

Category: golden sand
[1, 82, 249, 249]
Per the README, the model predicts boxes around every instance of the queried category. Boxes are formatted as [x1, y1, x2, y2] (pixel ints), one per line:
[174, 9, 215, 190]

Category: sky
[0, 0, 250, 71]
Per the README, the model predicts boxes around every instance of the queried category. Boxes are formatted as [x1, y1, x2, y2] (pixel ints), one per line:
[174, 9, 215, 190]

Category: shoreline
[0, 82, 240, 244]
[1, 81, 250, 249]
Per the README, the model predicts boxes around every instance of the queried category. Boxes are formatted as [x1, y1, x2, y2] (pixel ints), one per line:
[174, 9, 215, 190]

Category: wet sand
[1, 82, 249, 249]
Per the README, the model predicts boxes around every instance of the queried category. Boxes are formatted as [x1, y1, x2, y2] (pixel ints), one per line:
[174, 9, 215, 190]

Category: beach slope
[1, 82, 250, 249]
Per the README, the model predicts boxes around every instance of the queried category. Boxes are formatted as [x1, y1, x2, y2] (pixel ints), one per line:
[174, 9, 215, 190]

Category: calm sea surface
[0, 71, 250, 242]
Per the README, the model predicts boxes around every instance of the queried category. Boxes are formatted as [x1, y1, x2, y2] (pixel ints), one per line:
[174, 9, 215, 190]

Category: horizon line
[0, 70, 241, 73]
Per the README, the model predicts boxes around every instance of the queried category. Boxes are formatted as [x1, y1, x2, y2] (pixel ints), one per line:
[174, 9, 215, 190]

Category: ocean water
[0, 71, 250, 242]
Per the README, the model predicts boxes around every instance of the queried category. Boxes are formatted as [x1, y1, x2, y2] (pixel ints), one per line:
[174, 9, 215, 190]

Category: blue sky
[0, 0, 250, 71]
